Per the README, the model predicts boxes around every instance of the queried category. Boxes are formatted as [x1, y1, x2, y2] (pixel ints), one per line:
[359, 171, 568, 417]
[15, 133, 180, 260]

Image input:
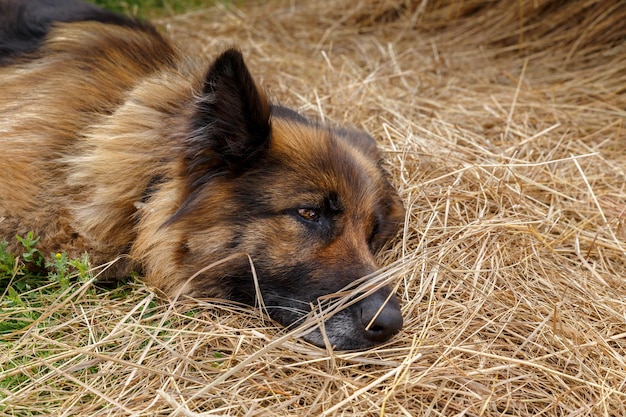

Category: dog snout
[358, 288, 403, 344]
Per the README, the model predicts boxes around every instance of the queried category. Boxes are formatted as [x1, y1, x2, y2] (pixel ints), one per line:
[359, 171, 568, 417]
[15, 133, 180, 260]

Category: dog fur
[0, 0, 404, 349]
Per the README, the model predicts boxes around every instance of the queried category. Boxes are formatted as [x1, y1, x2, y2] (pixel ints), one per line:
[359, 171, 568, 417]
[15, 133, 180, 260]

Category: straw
[2, 0, 625, 415]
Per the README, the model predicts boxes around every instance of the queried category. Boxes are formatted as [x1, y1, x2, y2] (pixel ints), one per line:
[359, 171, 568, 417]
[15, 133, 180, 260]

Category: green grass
[0, 233, 139, 402]
[0, 233, 94, 334]
[0, 234, 83, 396]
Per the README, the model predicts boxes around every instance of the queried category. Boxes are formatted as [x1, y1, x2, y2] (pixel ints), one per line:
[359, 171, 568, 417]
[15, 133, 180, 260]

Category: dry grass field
[2, 0, 625, 415]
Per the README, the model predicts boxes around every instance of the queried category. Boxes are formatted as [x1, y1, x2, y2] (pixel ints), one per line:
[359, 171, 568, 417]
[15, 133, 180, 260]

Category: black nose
[359, 289, 403, 344]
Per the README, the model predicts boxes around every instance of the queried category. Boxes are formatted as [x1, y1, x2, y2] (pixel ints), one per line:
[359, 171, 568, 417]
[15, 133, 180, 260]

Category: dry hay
[2, 0, 625, 415]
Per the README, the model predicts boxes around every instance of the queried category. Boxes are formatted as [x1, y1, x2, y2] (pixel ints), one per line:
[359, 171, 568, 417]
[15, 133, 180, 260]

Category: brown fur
[0, 0, 404, 349]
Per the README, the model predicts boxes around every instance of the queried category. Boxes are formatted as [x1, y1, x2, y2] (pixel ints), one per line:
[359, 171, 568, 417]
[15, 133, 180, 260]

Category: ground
[1, 0, 625, 416]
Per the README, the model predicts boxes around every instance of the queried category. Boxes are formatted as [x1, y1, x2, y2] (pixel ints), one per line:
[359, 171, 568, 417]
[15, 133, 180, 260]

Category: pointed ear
[186, 49, 271, 188]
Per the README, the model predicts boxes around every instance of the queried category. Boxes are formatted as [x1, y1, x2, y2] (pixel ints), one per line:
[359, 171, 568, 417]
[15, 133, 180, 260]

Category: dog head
[163, 49, 404, 350]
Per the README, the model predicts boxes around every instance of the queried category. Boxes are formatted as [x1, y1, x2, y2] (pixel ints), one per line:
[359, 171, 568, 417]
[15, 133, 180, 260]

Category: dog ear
[186, 49, 271, 188]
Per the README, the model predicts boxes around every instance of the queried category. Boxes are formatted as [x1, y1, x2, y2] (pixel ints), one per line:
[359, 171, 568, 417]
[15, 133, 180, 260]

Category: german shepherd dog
[0, 0, 404, 349]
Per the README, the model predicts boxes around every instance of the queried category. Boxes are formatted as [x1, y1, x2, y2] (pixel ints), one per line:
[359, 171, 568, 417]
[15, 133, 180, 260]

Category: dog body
[0, 0, 403, 349]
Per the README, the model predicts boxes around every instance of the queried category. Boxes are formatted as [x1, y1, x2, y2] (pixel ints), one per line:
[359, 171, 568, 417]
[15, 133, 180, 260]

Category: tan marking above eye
[297, 208, 320, 222]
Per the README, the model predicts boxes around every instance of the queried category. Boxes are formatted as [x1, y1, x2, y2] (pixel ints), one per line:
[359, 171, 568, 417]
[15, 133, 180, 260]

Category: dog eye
[297, 208, 320, 222]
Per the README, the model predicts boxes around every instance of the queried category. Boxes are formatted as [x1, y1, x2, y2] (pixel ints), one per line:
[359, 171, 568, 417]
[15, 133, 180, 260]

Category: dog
[0, 0, 404, 350]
